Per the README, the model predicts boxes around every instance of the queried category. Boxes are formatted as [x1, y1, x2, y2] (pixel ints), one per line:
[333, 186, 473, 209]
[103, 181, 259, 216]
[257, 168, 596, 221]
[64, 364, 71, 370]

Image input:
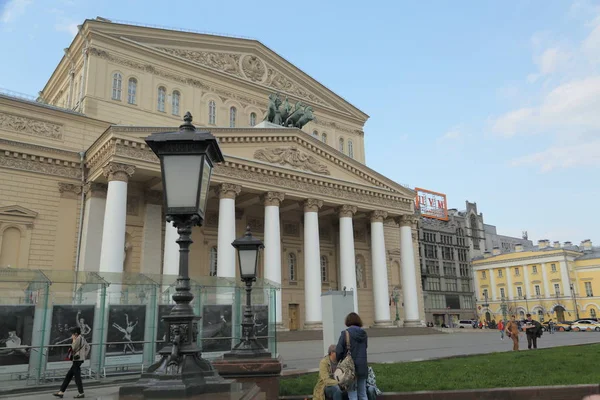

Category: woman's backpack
[334, 330, 356, 390]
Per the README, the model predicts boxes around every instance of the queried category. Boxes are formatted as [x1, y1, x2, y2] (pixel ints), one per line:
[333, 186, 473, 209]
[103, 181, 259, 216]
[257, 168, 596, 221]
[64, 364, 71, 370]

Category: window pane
[127, 78, 137, 104]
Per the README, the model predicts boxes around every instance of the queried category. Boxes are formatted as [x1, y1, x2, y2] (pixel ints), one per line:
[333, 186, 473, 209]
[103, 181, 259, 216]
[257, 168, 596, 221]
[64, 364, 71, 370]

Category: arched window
[127, 78, 137, 104]
[250, 112, 257, 127]
[348, 140, 354, 158]
[322, 132, 327, 143]
[0, 227, 21, 268]
[519, 311, 525, 319]
[591, 308, 597, 318]
[172, 90, 180, 115]
[338, 137, 344, 153]
[229, 106, 237, 128]
[112, 72, 122, 100]
[288, 253, 297, 281]
[320, 256, 328, 283]
[208, 100, 216, 125]
[312, 130, 319, 138]
[157, 86, 166, 112]
[209, 247, 218, 277]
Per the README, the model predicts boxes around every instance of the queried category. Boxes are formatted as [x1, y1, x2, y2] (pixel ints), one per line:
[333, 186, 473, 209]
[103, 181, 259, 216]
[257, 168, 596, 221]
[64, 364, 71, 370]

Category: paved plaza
[4, 331, 600, 400]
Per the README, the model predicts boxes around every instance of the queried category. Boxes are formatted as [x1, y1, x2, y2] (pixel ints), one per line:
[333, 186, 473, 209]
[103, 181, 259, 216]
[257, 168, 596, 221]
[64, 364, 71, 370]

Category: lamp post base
[212, 354, 283, 400]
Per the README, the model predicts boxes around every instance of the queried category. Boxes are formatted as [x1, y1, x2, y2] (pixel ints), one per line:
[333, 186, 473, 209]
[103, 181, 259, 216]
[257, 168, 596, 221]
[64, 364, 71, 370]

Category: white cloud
[510, 139, 600, 171]
[437, 126, 463, 144]
[0, 0, 32, 24]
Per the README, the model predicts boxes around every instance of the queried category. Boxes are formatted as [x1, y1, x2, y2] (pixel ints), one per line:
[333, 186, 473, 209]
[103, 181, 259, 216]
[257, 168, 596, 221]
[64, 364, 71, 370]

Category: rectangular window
[461, 280, 470, 292]
[535, 285, 541, 296]
[430, 294, 445, 309]
[445, 279, 458, 292]
[532, 265, 538, 274]
[442, 246, 454, 260]
[554, 283, 560, 296]
[461, 295, 474, 309]
[551, 263, 557, 272]
[425, 260, 439, 275]
[482, 288, 489, 299]
[500, 288, 506, 299]
[459, 263, 469, 277]
[514, 267, 520, 276]
[517, 286, 523, 297]
[481, 271, 486, 279]
[425, 277, 441, 291]
[424, 244, 437, 259]
[443, 262, 455, 276]
[585, 282, 593, 297]
[498, 269, 503, 278]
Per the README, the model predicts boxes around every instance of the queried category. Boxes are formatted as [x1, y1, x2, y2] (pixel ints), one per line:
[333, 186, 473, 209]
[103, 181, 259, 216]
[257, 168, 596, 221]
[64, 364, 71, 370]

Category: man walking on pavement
[523, 313, 542, 349]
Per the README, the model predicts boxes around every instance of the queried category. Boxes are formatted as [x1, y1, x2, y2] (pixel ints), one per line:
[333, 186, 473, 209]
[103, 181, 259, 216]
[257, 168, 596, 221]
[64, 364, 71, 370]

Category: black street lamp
[570, 283, 581, 320]
[121, 113, 228, 398]
[226, 226, 270, 358]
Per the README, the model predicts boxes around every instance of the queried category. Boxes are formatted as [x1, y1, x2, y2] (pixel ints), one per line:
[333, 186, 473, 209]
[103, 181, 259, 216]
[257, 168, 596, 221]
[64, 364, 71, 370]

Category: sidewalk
[0, 384, 120, 400]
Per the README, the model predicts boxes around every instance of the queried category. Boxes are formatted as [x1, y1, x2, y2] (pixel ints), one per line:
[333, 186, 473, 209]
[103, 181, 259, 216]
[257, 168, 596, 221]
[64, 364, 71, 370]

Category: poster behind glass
[105, 305, 146, 365]
[0, 305, 34, 371]
[201, 305, 232, 353]
[48, 305, 94, 363]
[155, 305, 172, 352]
[251, 305, 269, 349]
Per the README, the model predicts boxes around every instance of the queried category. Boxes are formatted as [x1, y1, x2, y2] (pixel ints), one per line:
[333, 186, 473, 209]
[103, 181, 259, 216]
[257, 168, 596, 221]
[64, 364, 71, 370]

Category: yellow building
[473, 239, 600, 323]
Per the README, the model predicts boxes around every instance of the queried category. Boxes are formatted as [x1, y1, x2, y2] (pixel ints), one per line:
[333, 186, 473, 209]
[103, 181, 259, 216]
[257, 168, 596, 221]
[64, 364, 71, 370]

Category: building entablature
[472, 252, 581, 271]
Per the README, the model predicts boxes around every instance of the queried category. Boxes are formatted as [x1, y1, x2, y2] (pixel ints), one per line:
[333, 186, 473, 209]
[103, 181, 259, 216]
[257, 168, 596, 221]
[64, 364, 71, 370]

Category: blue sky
[1, 0, 598, 244]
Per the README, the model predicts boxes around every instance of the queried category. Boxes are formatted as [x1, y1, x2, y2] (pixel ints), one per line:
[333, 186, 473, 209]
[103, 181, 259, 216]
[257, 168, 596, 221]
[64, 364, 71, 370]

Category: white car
[570, 320, 600, 331]
[457, 320, 477, 329]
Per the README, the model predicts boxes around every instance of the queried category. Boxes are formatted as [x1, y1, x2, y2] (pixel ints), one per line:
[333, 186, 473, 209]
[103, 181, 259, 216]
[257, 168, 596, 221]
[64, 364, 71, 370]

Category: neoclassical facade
[0, 17, 426, 329]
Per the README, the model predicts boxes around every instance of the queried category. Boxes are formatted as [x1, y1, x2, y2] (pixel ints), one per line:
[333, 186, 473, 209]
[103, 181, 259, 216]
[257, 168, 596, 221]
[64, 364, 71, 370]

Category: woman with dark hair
[335, 312, 368, 400]
[53, 327, 88, 398]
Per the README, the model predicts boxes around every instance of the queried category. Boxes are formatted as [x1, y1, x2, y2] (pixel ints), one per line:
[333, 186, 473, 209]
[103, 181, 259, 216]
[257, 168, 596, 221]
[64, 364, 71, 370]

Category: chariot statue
[264, 93, 315, 129]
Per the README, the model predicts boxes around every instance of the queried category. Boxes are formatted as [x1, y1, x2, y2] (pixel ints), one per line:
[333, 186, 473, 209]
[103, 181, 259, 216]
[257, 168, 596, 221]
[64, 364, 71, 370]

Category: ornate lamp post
[570, 283, 581, 320]
[226, 226, 270, 357]
[392, 287, 401, 324]
[523, 295, 530, 315]
[121, 113, 228, 399]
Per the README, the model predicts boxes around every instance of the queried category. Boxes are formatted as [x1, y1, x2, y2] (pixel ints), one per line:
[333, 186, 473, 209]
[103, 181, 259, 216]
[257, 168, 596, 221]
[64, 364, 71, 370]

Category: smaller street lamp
[228, 226, 270, 357]
[570, 283, 581, 320]
[392, 287, 400, 323]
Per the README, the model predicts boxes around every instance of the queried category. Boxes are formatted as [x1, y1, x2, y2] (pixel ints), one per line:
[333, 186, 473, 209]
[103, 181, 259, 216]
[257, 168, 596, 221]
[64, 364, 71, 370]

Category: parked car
[571, 320, 600, 331]
[541, 321, 572, 331]
[458, 320, 477, 329]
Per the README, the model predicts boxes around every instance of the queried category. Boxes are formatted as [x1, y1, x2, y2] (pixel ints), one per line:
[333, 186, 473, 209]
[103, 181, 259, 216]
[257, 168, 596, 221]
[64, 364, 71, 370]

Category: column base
[403, 319, 421, 328]
[303, 321, 323, 330]
[371, 320, 394, 328]
[276, 322, 289, 332]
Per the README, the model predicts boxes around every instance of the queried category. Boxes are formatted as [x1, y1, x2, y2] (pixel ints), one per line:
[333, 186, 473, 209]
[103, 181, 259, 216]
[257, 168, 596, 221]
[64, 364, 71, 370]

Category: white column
[303, 199, 323, 329]
[473, 268, 481, 299]
[140, 191, 162, 274]
[371, 211, 391, 326]
[523, 265, 532, 297]
[216, 184, 241, 279]
[559, 261, 572, 297]
[399, 215, 420, 326]
[162, 222, 180, 276]
[490, 269, 497, 300]
[541, 263, 550, 297]
[78, 183, 106, 272]
[505, 267, 514, 300]
[263, 191, 285, 326]
[338, 205, 358, 313]
[98, 163, 134, 274]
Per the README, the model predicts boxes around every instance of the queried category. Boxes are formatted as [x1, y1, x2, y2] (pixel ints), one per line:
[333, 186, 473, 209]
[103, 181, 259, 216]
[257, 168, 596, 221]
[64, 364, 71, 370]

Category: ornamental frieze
[115, 143, 158, 163]
[0, 152, 81, 179]
[254, 147, 330, 175]
[0, 112, 62, 140]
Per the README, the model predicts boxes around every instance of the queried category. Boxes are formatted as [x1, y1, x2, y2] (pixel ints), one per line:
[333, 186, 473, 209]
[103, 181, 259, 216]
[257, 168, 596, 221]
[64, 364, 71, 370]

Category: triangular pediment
[84, 19, 368, 121]
[0, 205, 38, 219]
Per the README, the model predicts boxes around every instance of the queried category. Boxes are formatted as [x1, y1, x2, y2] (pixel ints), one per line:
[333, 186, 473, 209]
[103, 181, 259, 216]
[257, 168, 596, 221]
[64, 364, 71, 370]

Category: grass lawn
[280, 343, 600, 396]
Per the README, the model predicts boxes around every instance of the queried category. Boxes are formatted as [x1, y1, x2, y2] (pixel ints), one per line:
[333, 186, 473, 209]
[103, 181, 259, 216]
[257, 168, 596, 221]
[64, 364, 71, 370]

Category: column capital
[145, 190, 163, 205]
[336, 205, 357, 218]
[83, 182, 107, 198]
[262, 191, 285, 207]
[215, 183, 241, 199]
[370, 210, 388, 223]
[397, 214, 419, 227]
[102, 162, 135, 182]
[304, 198, 323, 213]
[58, 182, 82, 199]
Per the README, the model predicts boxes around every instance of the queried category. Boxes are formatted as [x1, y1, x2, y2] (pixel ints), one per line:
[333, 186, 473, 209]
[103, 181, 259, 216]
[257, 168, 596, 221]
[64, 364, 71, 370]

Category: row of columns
[89, 164, 421, 328]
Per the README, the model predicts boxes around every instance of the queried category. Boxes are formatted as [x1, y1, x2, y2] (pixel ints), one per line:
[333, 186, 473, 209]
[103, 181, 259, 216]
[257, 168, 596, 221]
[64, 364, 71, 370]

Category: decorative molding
[246, 216, 264, 233]
[215, 183, 242, 199]
[0, 151, 81, 179]
[353, 228, 366, 242]
[262, 191, 285, 207]
[144, 190, 163, 205]
[370, 210, 388, 223]
[0, 138, 76, 157]
[155, 47, 328, 106]
[127, 196, 140, 216]
[83, 182, 107, 198]
[283, 221, 300, 237]
[314, 118, 362, 136]
[102, 162, 135, 182]
[115, 142, 158, 163]
[0, 111, 63, 140]
[0, 205, 38, 221]
[58, 182, 82, 199]
[337, 205, 357, 218]
[303, 198, 323, 213]
[254, 147, 330, 175]
[398, 215, 419, 228]
[387, 248, 401, 260]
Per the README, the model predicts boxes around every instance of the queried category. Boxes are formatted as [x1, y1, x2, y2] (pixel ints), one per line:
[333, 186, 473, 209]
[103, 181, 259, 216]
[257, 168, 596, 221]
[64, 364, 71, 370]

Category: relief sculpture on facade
[0, 112, 62, 140]
[254, 146, 330, 175]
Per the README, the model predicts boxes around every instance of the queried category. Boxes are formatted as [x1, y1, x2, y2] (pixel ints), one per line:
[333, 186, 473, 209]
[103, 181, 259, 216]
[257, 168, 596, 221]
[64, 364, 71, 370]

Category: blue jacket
[335, 325, 368, 378]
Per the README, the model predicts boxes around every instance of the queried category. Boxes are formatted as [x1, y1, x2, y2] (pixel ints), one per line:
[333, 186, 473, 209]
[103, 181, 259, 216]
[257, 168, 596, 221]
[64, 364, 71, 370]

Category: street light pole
[524, 295, 529, 315]
[570, 283, 580, 320]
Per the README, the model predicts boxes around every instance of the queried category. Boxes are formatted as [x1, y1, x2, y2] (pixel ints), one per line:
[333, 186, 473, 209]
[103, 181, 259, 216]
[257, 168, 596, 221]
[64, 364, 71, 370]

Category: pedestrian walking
[52, 327, 89, 398]
[505, 315, 520, 351]
[523, 313, 543, 349]
[548, 319, 555, 334]
[498, 319, 505, 340]
[336, 312, 368, 400]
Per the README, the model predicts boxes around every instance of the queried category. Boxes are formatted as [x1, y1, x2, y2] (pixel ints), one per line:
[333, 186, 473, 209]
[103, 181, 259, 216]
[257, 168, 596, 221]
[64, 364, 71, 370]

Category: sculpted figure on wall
[264, 93, 315, 129]
[254, 147, 330, 175]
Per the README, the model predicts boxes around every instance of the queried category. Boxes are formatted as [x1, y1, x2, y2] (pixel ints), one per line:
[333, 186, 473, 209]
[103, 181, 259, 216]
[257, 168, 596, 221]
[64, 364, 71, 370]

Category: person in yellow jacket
[312, 344, 345, 400]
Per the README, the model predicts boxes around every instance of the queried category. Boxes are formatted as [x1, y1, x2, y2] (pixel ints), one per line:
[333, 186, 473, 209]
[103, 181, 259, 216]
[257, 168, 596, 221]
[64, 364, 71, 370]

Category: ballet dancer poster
[0, 305, 34, 370]
[251, 305, 269, 350]
[155, 305, 172, 352]
[201, 305, 232, 353]
[48, 305, 94, 363]
[106, 305, 146, 358]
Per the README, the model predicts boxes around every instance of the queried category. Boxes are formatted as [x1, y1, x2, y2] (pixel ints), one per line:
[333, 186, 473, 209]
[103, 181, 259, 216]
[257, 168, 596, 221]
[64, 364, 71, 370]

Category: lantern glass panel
[198, 158, 212, 215]
[162, 154, 202, 209]
[238, 248, 258, 278]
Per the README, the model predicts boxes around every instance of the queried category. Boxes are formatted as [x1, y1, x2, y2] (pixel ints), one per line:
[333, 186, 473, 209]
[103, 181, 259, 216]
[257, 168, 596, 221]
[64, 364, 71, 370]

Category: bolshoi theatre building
[0, 18, 425, 330]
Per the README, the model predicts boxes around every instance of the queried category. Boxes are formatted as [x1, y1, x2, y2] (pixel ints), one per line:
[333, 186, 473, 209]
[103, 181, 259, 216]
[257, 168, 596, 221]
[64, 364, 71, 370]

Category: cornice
[0, 148, 82, 179]
[0, 138, 80, 159]
[473, 252, 581, 269]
